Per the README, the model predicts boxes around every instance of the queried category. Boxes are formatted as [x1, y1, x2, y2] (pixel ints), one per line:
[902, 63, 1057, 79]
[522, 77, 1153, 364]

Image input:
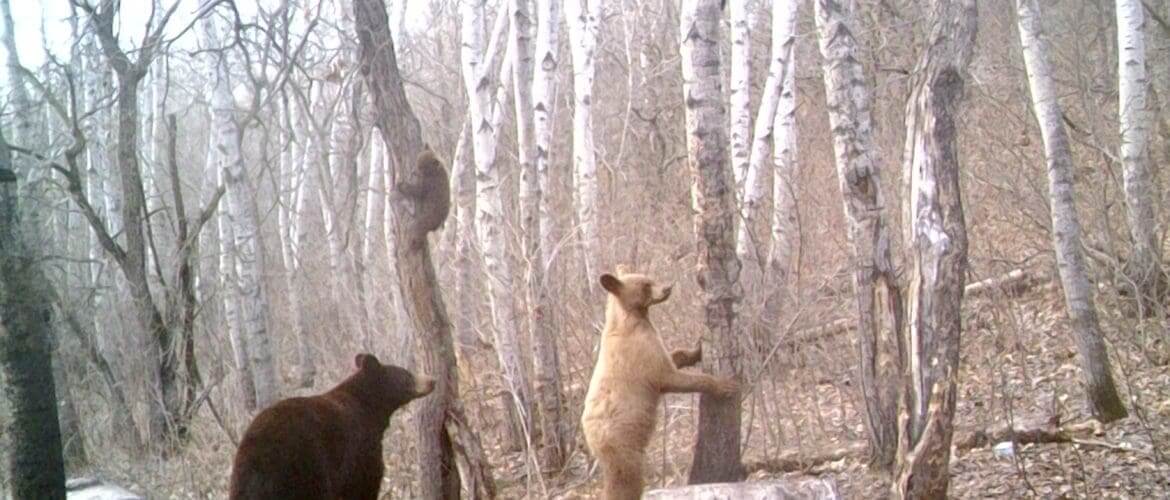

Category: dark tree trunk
[1, 129, 67, 500]
[352, 0, 494, 497]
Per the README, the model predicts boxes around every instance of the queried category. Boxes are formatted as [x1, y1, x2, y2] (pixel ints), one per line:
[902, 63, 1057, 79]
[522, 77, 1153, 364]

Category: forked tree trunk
[814, 0, 903, 472]
[464, 0, 534, 451]
[892, 1, 977, 497]
[88, 1, 183, 444]
[565, 0, 603, 283]
[0, 130, 67, 500]
[1116, 0, 1164, 309]
[680, 0, 745, 484]
[742, 0, 800, 320]
[530, 0, 569, 470]
[1016, 0, 1127, 423]
[764, 0, 801, 322]
[353, 0, 494, 497]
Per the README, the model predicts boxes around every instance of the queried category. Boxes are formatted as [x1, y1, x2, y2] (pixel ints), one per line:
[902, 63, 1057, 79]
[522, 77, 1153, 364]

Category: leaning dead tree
[892, 0, 977, 497]
[352, 0, 495, 497]
[1016, 0, 1127, 422]
[1, 128, 67, 500]
[814, 0, 903, 471]
[681, 0, 746, 484]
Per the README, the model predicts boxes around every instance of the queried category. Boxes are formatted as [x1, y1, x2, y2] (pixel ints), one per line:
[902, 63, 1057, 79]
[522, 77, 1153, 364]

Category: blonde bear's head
[599, 266, 673, 316]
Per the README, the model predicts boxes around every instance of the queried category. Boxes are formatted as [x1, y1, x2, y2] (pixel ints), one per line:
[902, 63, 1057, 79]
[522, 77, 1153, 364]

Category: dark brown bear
[397, 148, 450, 235]
[228, 354, 435, 500]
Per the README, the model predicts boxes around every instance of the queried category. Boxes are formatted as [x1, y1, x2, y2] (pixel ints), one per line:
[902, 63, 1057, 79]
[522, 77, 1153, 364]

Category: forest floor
[495, 279, 1170, 499]
[73, 276, 1170, 499]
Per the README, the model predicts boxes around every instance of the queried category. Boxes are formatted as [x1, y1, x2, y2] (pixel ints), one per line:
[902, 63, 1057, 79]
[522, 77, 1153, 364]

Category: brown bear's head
[599, 267, 673, 315]
[353, 353, 435, 416]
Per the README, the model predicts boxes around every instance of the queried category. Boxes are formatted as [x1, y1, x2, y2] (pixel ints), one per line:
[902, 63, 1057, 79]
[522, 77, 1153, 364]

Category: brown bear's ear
[355, 353, 379, 370]
[599, 274, 623, 295]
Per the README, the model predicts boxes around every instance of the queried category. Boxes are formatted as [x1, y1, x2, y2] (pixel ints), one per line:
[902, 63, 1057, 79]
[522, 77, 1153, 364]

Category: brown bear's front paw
[711, 377, 741, 398]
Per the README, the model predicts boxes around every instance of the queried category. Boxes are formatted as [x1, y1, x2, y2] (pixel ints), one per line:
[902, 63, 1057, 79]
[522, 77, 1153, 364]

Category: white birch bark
[729, 0, 752, 191]
[815, 0, 902, 470]
[1016, 0, 1127, 422]
[766, 0, 801, 307]
[738, 0, 800, 305]
[203, 18, 279, 410]
[527, 0, 568, 469]
[564, 0, 603, 283]
[1116, 0, 1163, 303]
[463, 0, 533, 449]
[278, 95, 315, 388]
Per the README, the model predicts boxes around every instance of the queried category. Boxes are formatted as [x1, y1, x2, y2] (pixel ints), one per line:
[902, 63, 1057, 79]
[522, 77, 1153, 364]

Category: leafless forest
[1, 0, 1169, 497]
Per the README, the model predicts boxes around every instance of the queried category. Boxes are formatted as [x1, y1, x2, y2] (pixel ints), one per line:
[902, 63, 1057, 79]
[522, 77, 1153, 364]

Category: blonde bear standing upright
[581, 266, 741, 500]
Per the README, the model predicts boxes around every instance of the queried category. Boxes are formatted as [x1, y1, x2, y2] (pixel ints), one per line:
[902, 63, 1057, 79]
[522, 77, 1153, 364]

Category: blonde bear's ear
[599, 274, 623, 295]
[614, 264, 633, 276]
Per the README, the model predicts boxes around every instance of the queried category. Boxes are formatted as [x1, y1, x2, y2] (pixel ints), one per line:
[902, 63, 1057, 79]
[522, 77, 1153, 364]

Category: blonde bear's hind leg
[599, 446, 644, 500]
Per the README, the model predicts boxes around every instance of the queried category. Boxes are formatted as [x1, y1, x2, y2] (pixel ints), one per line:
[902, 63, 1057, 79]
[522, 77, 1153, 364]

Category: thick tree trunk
[1016, 0, 1127, 423]
[814, 0, 903, 472]
[892, 1, 977, 497]
[353, 0, 494, 497]
[1, 131, 67, 500]
[1116, 0, 1164, 309]
[529, 0, 569, 471]
[680, 0, 745, 484]
[565, 0, 603, 283]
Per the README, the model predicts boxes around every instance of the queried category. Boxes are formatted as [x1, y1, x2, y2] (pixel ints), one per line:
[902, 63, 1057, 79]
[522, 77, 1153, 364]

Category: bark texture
[1116, 0, 1164, 308]
[892, 1, 977, 497]
[1, 129, 67, 500]
[814, 0, 903, 471]
[681, 0, 746, 484]
[529, 0, 569, 470]
[1016, 0, 1127, 423]
[565, 0, 603, 283]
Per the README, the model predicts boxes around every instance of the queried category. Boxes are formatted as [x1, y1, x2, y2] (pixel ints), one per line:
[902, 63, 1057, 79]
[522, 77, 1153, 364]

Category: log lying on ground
[772, 269, 1043, 351]
[66, 477, 144, 500]
[643, 478, 840, 500]
[954, 419, 1098, 451]
[745, 443, 865, 474]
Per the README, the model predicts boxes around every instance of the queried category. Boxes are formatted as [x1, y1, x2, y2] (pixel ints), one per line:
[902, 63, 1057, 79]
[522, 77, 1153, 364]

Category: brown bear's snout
[414, 375, 436, 396]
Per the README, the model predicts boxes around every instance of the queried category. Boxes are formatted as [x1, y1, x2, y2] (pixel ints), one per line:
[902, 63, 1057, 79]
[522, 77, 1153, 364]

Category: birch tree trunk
[1016, 0, 1127, 424]
[892, 1, 976, 497]
[450, 122, 481, 350]
[565, 0, 603, 283]
[1116, 0, 1164, 309]
[463, 0, 534, 451]
[529, 0, 569, 470]
[0, 129, 67, 500]
[814, 0, 903, 471]
[202, 17, 280, 410]
[741, 0, 800, 318]
[729, 0, 752, 191]
[278, 93, 316, 388]
[353, 0, 495, 496]
[765, 0, 801, 322]
[681, 0, 745, 483]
